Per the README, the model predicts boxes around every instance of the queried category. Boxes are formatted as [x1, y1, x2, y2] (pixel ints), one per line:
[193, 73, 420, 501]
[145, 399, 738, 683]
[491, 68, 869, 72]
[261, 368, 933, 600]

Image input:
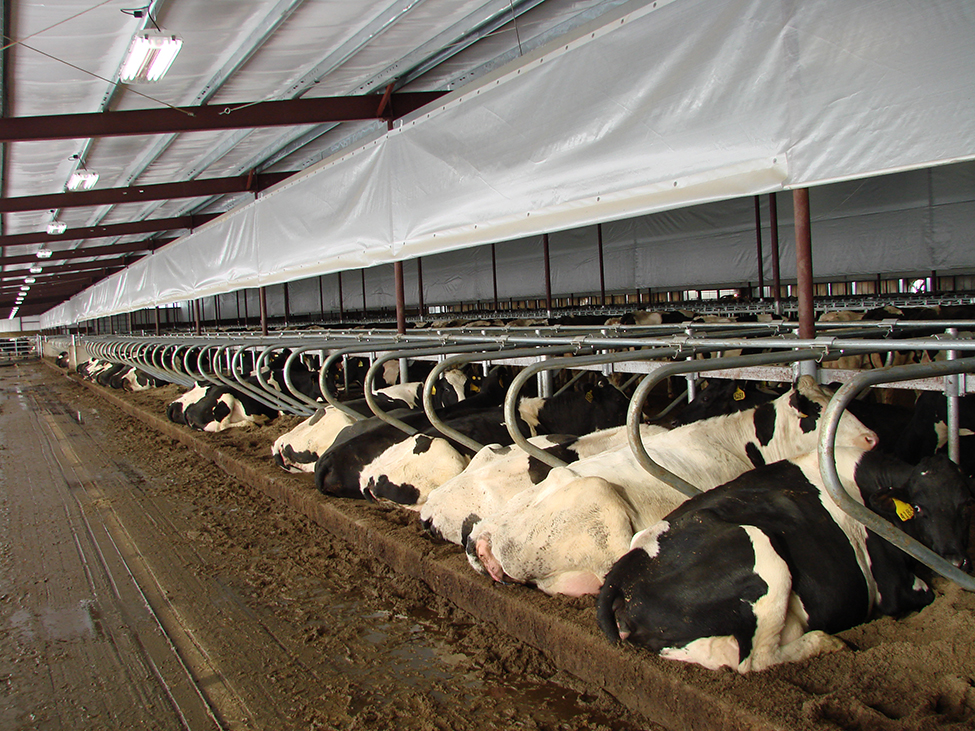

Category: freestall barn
[2, 1, 975, 730]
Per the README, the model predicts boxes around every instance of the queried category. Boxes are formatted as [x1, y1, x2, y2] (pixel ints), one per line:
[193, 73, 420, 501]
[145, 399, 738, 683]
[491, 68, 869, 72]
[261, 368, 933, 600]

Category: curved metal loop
[819, 357, 975, 591]
[503, 346, 685, 472]
[318, 340, 431, 419]
[365, 342, 514, 438]
[626, 348, 829, 498]
[423, 343, 598, 454]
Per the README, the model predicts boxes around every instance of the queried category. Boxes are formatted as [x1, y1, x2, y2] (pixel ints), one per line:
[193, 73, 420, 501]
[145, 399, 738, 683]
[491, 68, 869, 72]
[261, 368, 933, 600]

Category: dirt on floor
[9, 360, 975, 731]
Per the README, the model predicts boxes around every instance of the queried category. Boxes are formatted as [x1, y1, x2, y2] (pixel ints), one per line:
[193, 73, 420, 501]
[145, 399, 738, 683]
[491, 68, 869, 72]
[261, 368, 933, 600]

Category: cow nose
[860, 430, 879, 451]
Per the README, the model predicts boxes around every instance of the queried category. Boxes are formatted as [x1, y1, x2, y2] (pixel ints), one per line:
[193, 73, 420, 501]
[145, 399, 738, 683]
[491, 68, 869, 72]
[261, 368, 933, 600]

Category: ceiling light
[47, 221, 67, 235]
[24, 277, 36, 284]
[30, 265, 43, 274]
[67, 167, 99, 191]
[20, 286, 30, 292]
[120, 31, 182, 82]
[36, 247, 53, 259]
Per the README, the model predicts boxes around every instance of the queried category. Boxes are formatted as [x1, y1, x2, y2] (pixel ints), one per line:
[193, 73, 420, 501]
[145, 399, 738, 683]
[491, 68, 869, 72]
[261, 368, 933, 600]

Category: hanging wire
[508, 0, 525, 57]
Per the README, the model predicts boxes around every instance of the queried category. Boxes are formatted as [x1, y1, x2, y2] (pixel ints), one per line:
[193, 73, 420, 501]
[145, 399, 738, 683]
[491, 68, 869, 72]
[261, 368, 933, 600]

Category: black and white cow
[315, 367, 515, 498]
[669, 380, 783, 427]
[179, 379, 280, 432]
[597, 449, 974, 672]
[271, 368, 476, 473]
[110, 366, 165, 391]
[419, 424, 669, 546]
[895, 392, 975, 476]
[466, 376, 878, 597]
[359, 378, 632, 508]
[55, 351, 70, 369]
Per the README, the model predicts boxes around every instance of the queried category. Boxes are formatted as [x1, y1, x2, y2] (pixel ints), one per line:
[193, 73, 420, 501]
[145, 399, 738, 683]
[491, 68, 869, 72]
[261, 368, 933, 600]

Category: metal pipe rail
[819, 357, 975, 591]
[625, 349, 834, 497]
[421, 344, 613, 454]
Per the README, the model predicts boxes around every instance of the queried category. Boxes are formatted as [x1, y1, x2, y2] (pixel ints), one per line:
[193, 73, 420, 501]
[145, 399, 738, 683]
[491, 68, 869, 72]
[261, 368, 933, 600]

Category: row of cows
[62, 334, 975, 675]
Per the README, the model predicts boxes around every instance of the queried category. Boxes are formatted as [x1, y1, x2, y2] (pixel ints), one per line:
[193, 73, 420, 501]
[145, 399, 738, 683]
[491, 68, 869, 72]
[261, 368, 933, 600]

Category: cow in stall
[895, 392, 975, 476]
[110, 365, 165, 391]
[271, 368, 474, 473]
[668, 379, 784, 428]
[598, 449, 974, 672]
[315, 367, 517, 499]
[359, 378, 631, 508]
[420, 423, 669, 546]
[55, 351, 70, 369]
[670, 377, 913, 454]
[169, 377, 280, 432]
[466, 376, 878, 597]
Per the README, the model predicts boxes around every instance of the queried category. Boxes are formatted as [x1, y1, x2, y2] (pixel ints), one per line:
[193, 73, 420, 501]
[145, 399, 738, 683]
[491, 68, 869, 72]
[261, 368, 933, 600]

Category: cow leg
[538, 570, 603, 597]
[740, 527, 846, 672]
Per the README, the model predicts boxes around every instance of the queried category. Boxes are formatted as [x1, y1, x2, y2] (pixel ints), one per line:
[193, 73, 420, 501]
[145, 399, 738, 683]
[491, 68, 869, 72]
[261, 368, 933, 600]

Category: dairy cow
[669, 380, 783, 427]
[315, 367, 515, 498]
[359, 378, 632, 508]
[466, 376, 878, 597]
[598, 449, 974, 672]
[420, 424, 669, 546]
[271, 368, 475, 473]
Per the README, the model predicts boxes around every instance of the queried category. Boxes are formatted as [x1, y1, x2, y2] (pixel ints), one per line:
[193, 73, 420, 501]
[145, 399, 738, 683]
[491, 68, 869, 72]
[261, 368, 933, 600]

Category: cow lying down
[359, 378, 631, 509]
[466, 376, 878, 597]
[598, 448, 974, 673]
[271, 370, 472, 473]
[419, 424, 668, 546]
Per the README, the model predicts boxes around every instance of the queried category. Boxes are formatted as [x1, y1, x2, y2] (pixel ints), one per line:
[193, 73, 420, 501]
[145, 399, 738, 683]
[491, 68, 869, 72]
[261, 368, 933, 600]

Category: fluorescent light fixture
[29, 265, 43, 274]
[120, 31, 182, 82]
[36, 247, 53, 259]
[67, 169, 99, 190]
[47, 221, 67, 235]
[24, 277, 36, 284]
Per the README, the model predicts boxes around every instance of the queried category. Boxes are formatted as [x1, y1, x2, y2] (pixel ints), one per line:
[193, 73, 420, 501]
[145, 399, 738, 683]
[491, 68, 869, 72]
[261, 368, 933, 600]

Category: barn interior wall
[41, 0, 975, 329]
[124, 159, 975, 331]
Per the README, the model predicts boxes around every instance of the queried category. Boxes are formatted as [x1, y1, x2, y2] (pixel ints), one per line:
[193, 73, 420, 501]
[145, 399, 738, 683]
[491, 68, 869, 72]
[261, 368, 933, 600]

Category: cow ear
[870, 487, 916, 523]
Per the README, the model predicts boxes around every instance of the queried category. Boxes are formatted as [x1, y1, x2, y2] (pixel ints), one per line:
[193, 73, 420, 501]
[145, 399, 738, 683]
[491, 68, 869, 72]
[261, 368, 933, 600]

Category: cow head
[870, 454, 975, 571]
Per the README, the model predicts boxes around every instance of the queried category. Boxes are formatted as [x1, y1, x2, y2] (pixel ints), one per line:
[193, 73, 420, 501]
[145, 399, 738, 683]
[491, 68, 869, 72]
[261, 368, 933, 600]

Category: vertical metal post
[361, 270, 367, 319]
[338, 271, 345, 322]
[794, 188, 816, 379]
[416, 258, 424, 318]
[154, 305, 160, 335]
[754, 196, 765, 299]
[283, 281, 291, 327]
[213, 295, 220, 327]
[319, 275, 325, 320]
[394, 260, 406, 335]
[194, 299, 202, 335]
[491, 243, 499, 311]
[543, 233, 552, 313]
[259, 286, 268, 336]
[769, 193, 782, 315]
[947, 328, 960, 465]
[597, 223, 606, 306]
[242, 289, 249, 327]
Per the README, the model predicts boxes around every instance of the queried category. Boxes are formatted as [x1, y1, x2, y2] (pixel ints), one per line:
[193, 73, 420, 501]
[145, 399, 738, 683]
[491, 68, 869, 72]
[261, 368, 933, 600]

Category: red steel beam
[0, 214, 219, 248]
[0, 172, 294, 213]
[0, 240, 160, 266]
[0, 92, 446, 143]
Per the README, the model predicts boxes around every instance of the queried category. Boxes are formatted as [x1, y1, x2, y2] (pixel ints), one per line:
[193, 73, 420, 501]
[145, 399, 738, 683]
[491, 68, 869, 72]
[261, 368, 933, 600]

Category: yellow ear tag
[733, 387, 746, 401]
[585, 390, 594, 403]
[470, 383, 480, 393]
[431, 386, 437, 394]
[892, 498, 915, 522]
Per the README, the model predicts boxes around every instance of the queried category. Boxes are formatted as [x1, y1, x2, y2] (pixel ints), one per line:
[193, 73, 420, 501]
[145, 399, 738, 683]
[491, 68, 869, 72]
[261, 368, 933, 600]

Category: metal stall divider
[819, 356, 975, 592]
